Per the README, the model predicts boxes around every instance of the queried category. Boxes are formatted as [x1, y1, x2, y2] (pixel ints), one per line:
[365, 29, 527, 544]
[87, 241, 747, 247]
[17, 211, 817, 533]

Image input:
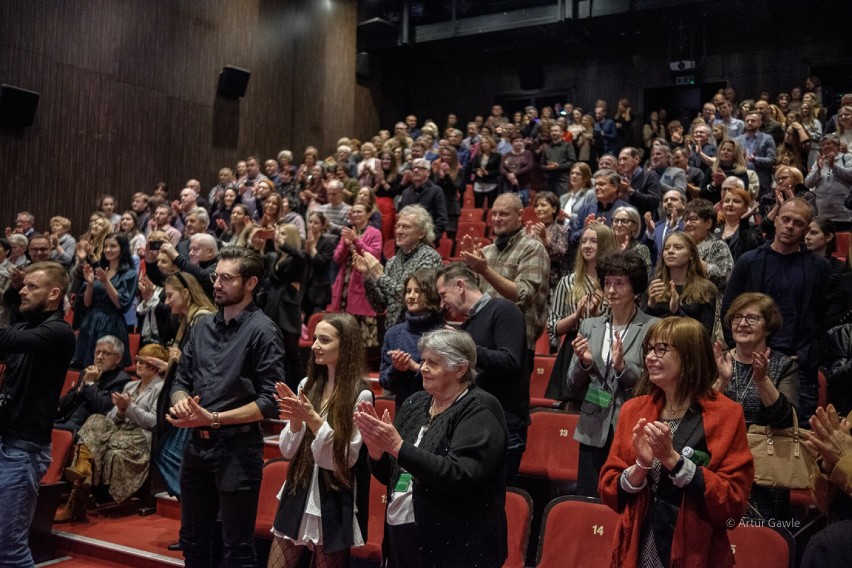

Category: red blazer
[599, 391, 754, 568]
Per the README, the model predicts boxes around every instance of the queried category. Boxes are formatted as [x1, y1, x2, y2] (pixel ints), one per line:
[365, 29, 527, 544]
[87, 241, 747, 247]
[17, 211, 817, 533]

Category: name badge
[584, 383, 613, 409]
[394, 472, 412, 493]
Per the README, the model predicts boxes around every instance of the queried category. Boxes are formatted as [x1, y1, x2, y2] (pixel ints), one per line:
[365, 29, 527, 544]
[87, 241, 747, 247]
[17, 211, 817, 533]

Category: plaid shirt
[481, 230, 550, 351]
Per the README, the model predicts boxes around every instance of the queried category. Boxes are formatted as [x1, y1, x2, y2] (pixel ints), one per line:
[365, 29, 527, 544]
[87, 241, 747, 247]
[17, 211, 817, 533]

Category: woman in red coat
[599, 317, 753, 568]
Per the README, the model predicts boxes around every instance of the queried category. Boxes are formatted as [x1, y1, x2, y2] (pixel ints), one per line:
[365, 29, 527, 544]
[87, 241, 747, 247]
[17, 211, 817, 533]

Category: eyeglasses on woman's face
[731, 314, 762, 326]
[642, 342, 676, 358]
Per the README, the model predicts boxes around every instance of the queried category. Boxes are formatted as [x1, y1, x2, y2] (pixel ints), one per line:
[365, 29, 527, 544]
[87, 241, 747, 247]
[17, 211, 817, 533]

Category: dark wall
[0, 0, 378, 234]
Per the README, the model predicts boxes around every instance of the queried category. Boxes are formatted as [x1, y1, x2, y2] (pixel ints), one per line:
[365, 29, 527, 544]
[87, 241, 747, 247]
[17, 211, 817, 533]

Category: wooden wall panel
[0, 0, 376, 236]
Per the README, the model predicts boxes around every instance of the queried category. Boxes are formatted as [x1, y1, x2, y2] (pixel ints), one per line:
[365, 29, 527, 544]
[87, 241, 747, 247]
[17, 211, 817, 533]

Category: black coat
[370, 386, 508, 568]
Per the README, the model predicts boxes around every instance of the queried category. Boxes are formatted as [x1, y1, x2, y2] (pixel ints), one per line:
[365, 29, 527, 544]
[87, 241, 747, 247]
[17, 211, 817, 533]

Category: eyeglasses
[642, 342, 676, 358]
[682, 216, 702, 223]
[411, 166, 429, 171]
[136, 359, 155, 370]
[209, 272, 242, 285]
[731, 314, 762, 326]
[611, 218, 634, 226]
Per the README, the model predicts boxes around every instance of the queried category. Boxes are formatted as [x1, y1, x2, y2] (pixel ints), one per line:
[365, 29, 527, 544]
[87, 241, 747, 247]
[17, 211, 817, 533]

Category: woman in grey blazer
[567, 250, 658, 496]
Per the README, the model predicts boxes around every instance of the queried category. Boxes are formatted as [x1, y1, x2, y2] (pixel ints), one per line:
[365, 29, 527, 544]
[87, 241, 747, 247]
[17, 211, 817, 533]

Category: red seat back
[375, 397, 396, 423]
[255, 459, 290, 537]
[436, 237, 453, 259]
[456, 221, 486, 239]
[728, 524, 794, 568]
[530, 356, 557, 407]
[536, 497, 619, 568]
[42, 429, 74, 485]
[504, 488, 533, 568]
[459, 208, 484, 222]
[383, 238, 397, 261]
[352, 475, 388, 562]
[519, 410, 579, 482]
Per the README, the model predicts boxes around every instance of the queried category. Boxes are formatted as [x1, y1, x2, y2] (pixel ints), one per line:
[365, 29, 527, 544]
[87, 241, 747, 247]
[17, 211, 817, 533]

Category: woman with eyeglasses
[599, 317, 753, 568]
[611, 205, 651, 269]
[682, 198, 734, 292]
[567, 250, 658, 497]
[55, 343, 172, 522]
[713, 293, 798, 521]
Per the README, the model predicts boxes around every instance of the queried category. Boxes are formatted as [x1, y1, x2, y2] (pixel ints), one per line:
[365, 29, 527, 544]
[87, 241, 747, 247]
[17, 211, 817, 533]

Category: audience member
[599, 317, 753, 568]
[567, 250, 656, 496]
[682, 198, 734, 292]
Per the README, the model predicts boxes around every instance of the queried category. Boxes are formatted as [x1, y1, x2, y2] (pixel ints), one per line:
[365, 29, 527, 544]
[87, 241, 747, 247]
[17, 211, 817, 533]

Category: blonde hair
[570, 224, 617, 306]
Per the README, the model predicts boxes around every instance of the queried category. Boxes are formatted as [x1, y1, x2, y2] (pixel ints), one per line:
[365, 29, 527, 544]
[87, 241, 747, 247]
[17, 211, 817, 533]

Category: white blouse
[273, 378, 373, 546]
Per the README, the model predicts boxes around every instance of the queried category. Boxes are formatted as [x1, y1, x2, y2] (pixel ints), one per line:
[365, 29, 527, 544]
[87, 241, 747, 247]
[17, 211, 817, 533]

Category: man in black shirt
[167, 246, 285, 567]
[0, 262, 76, 566]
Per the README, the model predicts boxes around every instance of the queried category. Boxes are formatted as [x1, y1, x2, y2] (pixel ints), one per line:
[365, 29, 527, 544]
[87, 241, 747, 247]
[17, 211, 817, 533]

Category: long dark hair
[100, 233, 133, 272]
[287, 313, 368, 493]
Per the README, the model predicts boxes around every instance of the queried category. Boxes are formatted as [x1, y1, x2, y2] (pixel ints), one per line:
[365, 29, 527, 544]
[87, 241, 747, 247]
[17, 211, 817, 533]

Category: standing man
[617, 147, 662, 219]
[0, 262, 76, 567]
[398, 158, 448, 239]
[721, 198, 831, 421]
[541, 124, 577, 196]
[435, 263, 529, 483]
[460, 193, 549, 369]
[735, 112, 777, 203]
[167, 247, 285, 567]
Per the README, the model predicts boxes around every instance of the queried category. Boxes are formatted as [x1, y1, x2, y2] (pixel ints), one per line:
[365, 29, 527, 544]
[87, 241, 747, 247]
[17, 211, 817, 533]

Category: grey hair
[190, 232, 218, 255]
[8, 234, 28, 248]
[411, 158, 430, 170]
[277, 150, 293, 163]
[593, 168, 621, 186]
[820, 133, 841, 146]
[397, 204, 435, 245]
[96, 335, 125, 357]
[336, 145, 352, 154]
[723, 176, 745, 190]
[418, 329, 477, 384]
[188, 206, 210, 230]
[613, 206, 642, 239]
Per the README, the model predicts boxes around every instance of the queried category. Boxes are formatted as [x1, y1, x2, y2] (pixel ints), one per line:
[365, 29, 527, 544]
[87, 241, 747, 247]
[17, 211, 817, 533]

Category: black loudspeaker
[218, 66, 251, 98]
[519, 67, 544, 91]
[0, 84, 40, 128]
[356, 52, 370, 79]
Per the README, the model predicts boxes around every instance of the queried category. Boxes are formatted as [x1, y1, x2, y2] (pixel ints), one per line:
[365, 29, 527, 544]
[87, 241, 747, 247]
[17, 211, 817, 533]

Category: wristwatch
[210, 412, 221, 429]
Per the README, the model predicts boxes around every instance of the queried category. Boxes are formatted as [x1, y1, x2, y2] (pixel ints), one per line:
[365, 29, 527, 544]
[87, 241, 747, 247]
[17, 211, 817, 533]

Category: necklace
[731, 352, 753, 403]
[425, 388, 468, 429]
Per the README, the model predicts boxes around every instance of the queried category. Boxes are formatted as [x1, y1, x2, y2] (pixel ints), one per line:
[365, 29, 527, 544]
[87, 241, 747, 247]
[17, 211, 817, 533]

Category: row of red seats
[254, 453, 794, 568]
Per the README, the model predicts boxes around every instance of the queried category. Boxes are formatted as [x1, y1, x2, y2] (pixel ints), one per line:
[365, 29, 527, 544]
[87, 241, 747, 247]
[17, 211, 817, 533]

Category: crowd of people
[1, 76, 852, 568]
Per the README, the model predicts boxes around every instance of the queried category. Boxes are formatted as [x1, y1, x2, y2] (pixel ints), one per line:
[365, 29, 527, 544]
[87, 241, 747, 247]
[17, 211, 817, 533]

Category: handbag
[747, 408, 815, 489]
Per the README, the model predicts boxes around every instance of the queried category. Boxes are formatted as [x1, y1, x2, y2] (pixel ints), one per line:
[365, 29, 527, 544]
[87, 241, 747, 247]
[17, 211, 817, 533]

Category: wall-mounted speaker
[218, 66, 251, 98]
[356, 52, 370, 79]
[0, 84, 40, 128]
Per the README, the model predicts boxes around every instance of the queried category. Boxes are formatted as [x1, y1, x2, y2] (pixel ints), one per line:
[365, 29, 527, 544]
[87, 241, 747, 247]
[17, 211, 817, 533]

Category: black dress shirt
[171, 304, 285, 420]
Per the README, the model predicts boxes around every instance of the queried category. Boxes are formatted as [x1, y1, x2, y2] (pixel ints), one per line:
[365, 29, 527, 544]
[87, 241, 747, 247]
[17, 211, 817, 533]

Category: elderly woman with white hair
[356, 205, 443, 328]
[611, 205, 652, 268]
[355, 329, 509, 568]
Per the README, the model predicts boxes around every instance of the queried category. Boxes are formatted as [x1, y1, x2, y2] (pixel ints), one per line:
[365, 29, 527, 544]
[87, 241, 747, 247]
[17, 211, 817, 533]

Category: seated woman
[269, 313, 373, 568]
[599, 317, 753, 568]
[712, 180, 762, 262]
[56, 343, 170, 522]
[611, 205, 652, 269]
[714, 292, 798, 521]
[645, 232, 719, 335]
[355, 330, 509, 568]
[379, 269, 444, 410]
[567, 250, 658, 497]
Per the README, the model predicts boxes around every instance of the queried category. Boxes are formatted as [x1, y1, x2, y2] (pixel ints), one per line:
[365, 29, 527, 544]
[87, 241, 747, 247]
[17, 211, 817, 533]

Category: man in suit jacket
[643, 189, 686, 266]
[735, 113, 776, 201]
[617, 147, 662, 219]
[755, 100, 784, 145]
